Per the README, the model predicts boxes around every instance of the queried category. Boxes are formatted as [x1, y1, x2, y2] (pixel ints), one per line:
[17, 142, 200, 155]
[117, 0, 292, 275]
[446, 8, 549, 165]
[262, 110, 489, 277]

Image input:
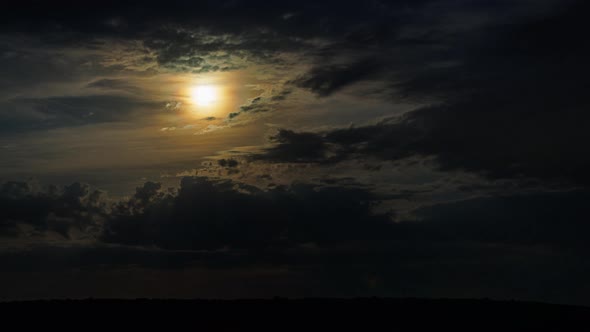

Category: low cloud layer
[2, 176, 590, 303]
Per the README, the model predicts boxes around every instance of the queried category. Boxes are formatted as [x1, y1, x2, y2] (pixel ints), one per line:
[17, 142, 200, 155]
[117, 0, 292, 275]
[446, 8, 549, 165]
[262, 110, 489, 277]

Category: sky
[1, 0, 590, 304]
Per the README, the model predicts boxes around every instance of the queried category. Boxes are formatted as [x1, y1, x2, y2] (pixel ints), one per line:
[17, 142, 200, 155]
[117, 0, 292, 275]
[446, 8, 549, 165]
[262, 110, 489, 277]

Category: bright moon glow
[190, 85, 218, 107]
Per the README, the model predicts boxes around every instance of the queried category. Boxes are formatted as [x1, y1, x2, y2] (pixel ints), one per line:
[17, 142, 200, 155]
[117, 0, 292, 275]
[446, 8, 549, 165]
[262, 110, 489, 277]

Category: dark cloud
[292, 59, 384, 97]
[227, 92, 289, 120]
[218, 159, 239, 168]
[0, 181, 106, 239]
[253, 129, 329, 163]
[3, 176, 590, 303]
[0, 1, 433, 37]
[0, 0, 441, 74]
[256, 104, 590, 184]
[236, 97, 268, 115]
[270, 89, 293, 101]
[251, 1, 590, 185]
[99, 176, 590, 254]
[102, 176, 390, 250]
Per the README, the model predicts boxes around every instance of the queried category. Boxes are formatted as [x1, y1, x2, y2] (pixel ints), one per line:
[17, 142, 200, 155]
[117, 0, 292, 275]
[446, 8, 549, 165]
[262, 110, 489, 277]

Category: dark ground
[1, 298, 588, 330]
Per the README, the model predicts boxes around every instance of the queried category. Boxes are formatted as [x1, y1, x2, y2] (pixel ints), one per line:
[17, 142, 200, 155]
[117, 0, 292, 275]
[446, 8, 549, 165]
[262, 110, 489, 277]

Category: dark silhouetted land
[1, 298, 588, 330]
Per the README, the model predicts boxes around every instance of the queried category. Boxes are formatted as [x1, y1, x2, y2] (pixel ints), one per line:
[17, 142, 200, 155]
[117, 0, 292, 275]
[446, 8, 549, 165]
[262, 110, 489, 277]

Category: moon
[190, 85, 218, 107]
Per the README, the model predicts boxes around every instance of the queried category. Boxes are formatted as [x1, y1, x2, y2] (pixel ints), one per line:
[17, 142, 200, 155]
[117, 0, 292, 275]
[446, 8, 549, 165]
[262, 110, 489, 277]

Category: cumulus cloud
[0, 181, 107, 239]
[102, 176, 390, 250]
[1, 174, 577, 255]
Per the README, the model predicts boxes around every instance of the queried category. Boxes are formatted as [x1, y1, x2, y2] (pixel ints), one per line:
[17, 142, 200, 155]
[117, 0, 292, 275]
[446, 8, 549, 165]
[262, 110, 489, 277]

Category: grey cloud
[0, 181, 107, 239]
[270, 89, 293, 101]
[253, 101, 590, 185]
[227, 91, 288, 120]
[0, 95, 161, 133]
[252, 129, 329, 163]
[292, 59, 384, 97]
[86, 78, 141, 93]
